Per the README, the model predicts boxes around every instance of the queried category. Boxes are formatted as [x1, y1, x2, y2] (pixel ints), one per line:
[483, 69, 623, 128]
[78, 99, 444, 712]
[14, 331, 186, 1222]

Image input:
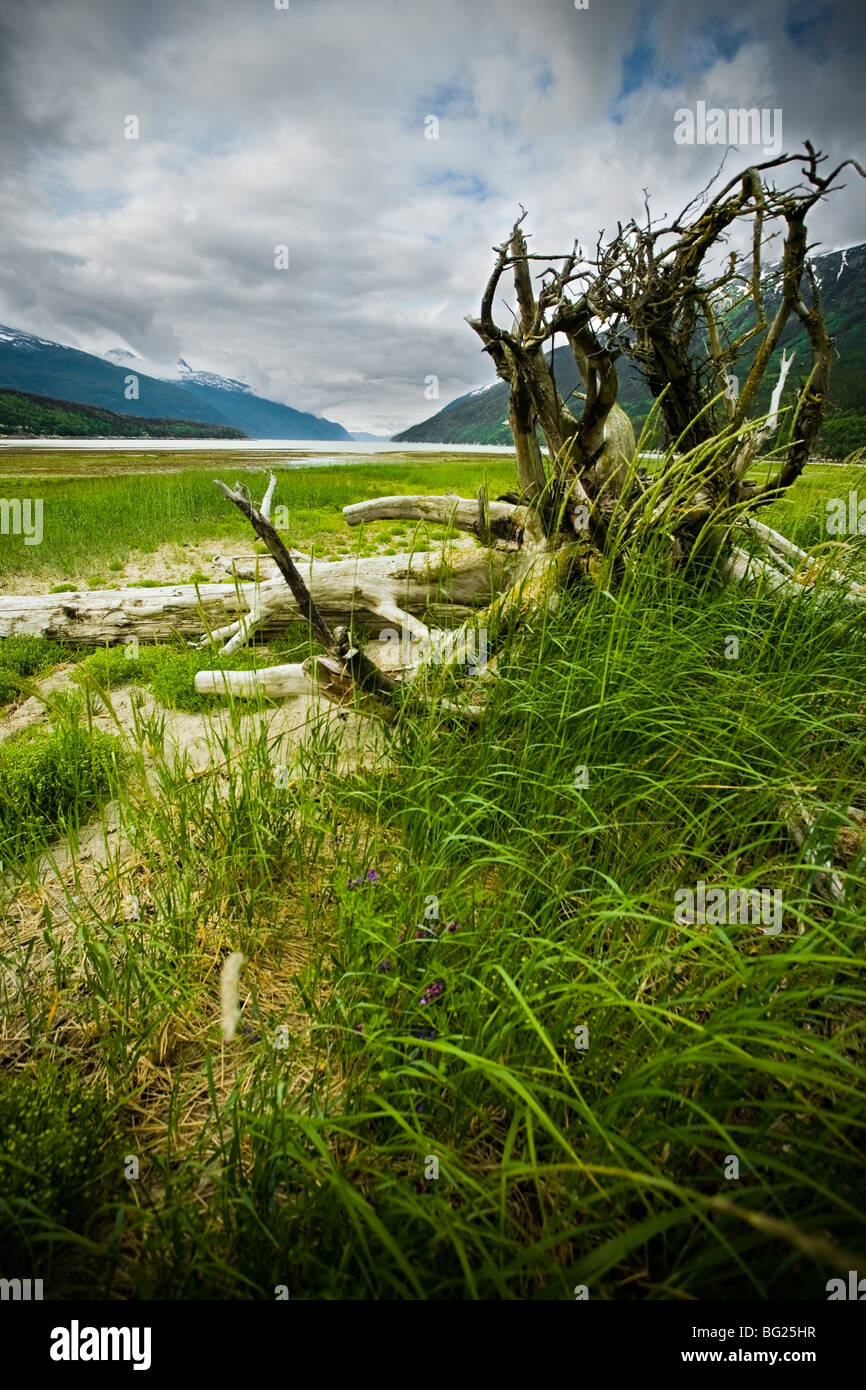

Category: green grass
[761, 464, 866, 555]
[0, 1059, 122, 1275]
[0, 450, 861, 588]
[1, 450, 865, 1299]
[0, 718, 126, 860]
[77, 631, 314, 712]
[1, 546, 864, 1298]
[0, 457, 518, 586]
[0, 634, 76, 703]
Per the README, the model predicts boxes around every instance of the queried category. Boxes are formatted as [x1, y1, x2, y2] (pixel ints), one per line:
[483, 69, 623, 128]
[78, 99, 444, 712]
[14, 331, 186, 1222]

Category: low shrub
[0, 635, 72, 704]
[0, 722, 125, 860]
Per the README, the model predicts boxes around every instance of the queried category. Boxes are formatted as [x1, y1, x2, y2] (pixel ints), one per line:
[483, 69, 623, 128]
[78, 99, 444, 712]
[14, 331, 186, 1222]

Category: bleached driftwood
[724, 545, 794, 597]
[727, 537, 866, 606]
[0, 582, 253, 645]
[3, 156, 864, 735]
[194, 663, 316, 699]
[0, 548, 512, 646]
[740, 516, 866, 601]
[343, 491, 525, 543]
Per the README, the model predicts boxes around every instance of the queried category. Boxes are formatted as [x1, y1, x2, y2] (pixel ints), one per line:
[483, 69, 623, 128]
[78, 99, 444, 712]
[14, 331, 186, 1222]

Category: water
[0, 437, 516, 456]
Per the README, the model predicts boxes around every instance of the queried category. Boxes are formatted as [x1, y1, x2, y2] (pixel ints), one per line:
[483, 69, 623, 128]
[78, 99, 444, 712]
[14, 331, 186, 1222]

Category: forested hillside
[0, 388, 247, 440]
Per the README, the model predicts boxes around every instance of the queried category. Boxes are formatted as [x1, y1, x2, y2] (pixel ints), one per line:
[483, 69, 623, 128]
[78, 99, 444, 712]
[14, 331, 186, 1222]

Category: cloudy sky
[0, 0, 864, 435]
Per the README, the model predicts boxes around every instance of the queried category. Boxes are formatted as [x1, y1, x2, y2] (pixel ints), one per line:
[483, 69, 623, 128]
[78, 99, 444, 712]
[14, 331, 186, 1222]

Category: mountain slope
[729, 242, 866, 458]
[170, 354, 352, 440]
[0, 328, 350, 440]
[0, 387, 247, 439]
[173, 377, 349, 440]
[394, 242, 866, 457]
[393, 349, 652, 447]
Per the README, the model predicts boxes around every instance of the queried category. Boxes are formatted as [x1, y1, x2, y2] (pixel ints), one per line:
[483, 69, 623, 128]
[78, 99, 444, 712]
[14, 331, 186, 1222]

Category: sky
[0, 0, 864, 435]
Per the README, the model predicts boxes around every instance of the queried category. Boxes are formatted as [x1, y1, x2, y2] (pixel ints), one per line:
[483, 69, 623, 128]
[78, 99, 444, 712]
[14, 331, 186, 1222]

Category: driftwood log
[0, 547, 513, 645]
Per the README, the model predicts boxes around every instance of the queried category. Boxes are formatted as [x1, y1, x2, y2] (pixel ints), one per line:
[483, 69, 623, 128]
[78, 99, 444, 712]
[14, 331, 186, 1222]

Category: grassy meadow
[1, 447, 865, 1299]
[0, 453, 519, 588]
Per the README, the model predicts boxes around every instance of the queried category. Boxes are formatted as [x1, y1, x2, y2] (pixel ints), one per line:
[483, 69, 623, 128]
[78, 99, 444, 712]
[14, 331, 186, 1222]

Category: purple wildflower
[365, 869, 380, 883]
[378, 959, 392, 974]
[446, 921, 458, 933]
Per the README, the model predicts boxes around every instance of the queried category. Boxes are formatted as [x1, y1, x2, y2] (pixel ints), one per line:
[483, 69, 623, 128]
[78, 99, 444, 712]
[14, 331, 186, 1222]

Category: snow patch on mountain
[0, 325, 64, 352]
[175, 358, 251, 394]
[99, 346, 253, 395]
[104, 347, 142, 365]
[441, 379, 499, 411]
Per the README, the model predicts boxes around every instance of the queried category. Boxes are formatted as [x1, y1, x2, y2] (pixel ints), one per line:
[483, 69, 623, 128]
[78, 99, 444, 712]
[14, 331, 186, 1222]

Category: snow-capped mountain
[175, 358, 252, 394]
[0, 326, 64, 352]
[0, 327, 351, 439]
[104, 347, 139, 365]
[104, 348, 251, 395]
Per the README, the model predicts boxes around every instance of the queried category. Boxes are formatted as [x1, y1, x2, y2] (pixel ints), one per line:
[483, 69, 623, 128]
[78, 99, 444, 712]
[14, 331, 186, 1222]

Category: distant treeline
[0, 387, 248, 439]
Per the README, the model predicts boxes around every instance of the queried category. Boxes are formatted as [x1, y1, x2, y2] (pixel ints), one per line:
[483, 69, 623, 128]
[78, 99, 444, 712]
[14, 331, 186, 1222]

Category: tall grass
[0, 458, 518, 584]
[1, 546, 863, 1299]
[1, 452, 862, 586]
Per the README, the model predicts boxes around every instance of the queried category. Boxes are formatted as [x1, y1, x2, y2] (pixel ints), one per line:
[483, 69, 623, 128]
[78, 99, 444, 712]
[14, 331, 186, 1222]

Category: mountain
[350, 431, 394, 442]
[393, 242, 866, 458]
[175, 358, 252, 394]
[0, 328, 351, 440]
[393, 348, 652, 448]
[172, 372, 350, 441]
[726, 242, 866, 458]
[0, 387, 247, 440]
